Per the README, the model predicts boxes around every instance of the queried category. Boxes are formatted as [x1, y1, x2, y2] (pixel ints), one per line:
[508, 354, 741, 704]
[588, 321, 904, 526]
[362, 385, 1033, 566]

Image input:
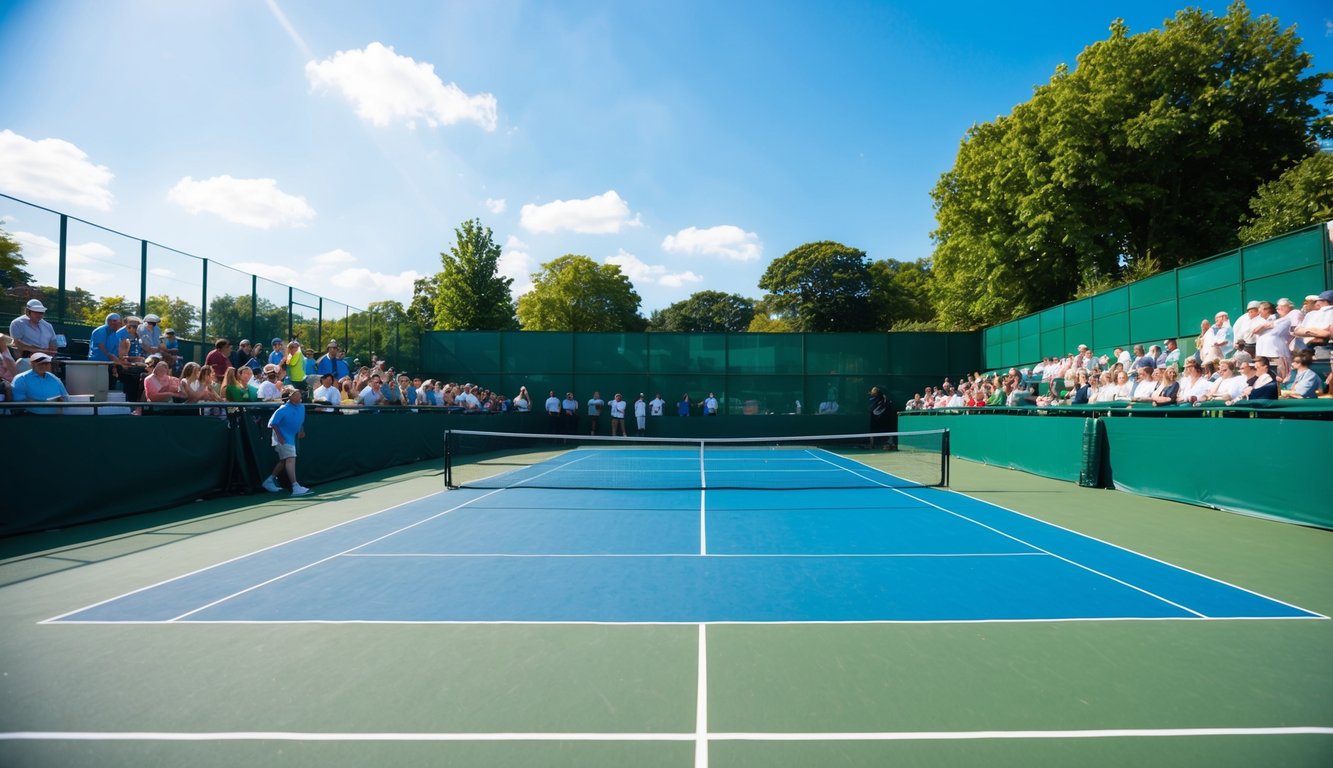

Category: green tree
[83, 295, 139, 326]
[434, 219, 518, 330]
[408, 275, 441, 329]
[35, 285, 96, 324]
[648, 291, 755, 332]
[145, 294, 200, 337]
[206, 294, 286, 344]
[757, 241, 876, 332]
[516, 255, 645, 331]
[745, 297, 795, 333]
[0, 228, 34, 289]
[1238, 152, 1333, 244]
[868, 258, 935, 330]
[929, 2, 1327, 329]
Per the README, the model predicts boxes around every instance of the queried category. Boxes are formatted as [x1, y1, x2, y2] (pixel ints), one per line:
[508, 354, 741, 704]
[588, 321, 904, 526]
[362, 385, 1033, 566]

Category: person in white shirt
[1093, 372, 1119, 403]
[702, 392, 719, 416]
[1232, 301, 1261, 355]
[649, 393, 665, 417]
[545, 390, 561, 433]
[633, 393, 647, 436]
[513, 386, 531, 412]
[256, 365, 284, 401]
[1178, 359, 1212, 404]
[311, 373, 340, 412]
[586, 391, 605, 434]
[1200, 360, 1245, 403]
[608, 392, 627, 436]
[1201, 312, 1234, 363]
[1252, 299, 1297, 378]
[561, 391, 579, 434]
[1130, 363, 1158, 403]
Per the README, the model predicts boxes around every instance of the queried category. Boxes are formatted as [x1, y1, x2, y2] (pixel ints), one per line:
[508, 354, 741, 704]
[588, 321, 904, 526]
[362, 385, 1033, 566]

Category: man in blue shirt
[12, 352, 69, 412]
[89, 312, 124, 391]
[268, 338, 286, 367]
[263, 387, 312, 496]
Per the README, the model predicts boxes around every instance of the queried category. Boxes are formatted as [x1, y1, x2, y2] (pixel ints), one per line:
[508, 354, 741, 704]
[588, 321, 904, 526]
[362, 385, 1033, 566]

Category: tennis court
[2, 430, 1330, 767]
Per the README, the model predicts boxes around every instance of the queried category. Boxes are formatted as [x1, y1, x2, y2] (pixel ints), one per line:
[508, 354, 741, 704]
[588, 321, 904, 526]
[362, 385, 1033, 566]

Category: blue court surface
[48, 448, 1322, 625]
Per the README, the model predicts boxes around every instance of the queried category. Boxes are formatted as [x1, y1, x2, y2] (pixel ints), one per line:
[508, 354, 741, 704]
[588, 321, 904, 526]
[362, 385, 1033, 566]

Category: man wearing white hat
[9, 298, 58, 368]
[1232, 300, 1262, 356]
[139, 314, 164, 358]
[11, 352, 69, 411]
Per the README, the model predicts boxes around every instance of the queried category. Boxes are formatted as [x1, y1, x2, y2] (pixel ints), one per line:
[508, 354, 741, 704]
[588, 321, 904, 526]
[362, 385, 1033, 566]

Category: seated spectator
[338, 378, 357, 405]
[1093, 371, 1119, 403]
[1006, 382, 1036, 406]
[1200, 359, 1245, 404]
[0, 333, 18, 395]
[238, 366, 260, 399]
[1158, 340, 1179, 369]
[1239, 357, 1279, 402]
[399, 374, 417, 406]
[1108, 370, 1133, 401]
[1178, 359, 1212, 404]
[115, 316, 149, 402]
[905, 393, 925, 410]
[161, 328, 181, 372]
[1130, 362, 1158, 403]
[11, 352, 69, 411]
[256, 365, 284, 401]
[312, 373, 340, 407]
[358, 374, 385, 406]
[223, 367, 254, 402]
[1069, 371, 1091, 404]
[1151, 367, 1180, 406]
[1281, 349, 1320, 399]
[144, 359, 187, 404]
[818, 398, 840, 414]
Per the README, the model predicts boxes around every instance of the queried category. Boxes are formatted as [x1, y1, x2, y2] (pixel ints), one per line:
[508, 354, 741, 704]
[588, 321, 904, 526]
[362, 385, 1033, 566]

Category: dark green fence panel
[727, 333, 802, 374]
[727, 374, 804, 415]
[1018, 314, 1041, 363]
[901, 413, 1088, 483]
[946, 333, 982, 376]
[806, 333, 888, 375]
[1242, 227, 1323, 278]
[1130, 301, 1176, 344]
[887, 333, 940, 376]
[504, 332, 573, 374]
[421, 331, 502, 380]
[1092, 310, 1129, 353]
[1129, 271, 1176, 308]
[1177, 250, 1241, 296]
[1243, 265, 1324, 307]
[647, 333, 727, 373]
[1177, 286, 1241, 333]
[574, 332, 649, 374]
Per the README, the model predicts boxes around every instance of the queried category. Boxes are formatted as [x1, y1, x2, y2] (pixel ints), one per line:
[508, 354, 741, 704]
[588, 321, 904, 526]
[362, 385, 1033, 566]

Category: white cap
[26, 299, 47, 312]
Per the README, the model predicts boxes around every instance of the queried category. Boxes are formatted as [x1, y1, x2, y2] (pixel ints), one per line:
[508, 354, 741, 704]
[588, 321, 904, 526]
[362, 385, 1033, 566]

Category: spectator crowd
[905, 292, 1333, 410]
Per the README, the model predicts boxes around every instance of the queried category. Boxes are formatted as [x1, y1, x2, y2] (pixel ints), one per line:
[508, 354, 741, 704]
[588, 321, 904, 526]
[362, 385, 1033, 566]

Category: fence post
[200, 259, 209, 345]
[57, 214, 68, 321]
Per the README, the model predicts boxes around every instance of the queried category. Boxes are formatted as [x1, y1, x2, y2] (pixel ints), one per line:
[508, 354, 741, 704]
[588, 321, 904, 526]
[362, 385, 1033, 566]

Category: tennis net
[444, 429, 949, 491]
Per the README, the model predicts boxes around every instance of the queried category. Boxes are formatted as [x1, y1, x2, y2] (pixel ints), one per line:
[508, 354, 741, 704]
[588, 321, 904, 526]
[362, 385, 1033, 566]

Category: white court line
[42, 488, 451, 624]
[695, 624, 709, 768]
[49, 615, 1328, 626]
[338, 552, 1048, 558]
[1, 727, 1327, 742]
[810, 452, 1210, 618]
[699, 442, 707, 556]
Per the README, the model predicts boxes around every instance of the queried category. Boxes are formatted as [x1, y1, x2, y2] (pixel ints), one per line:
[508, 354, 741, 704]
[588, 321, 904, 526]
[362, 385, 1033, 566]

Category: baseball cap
[164, 328, 176, 335]
[144, 314, 161, 323]
[1246, 300, 1260, 310]
[25, 299, 47, 313]
[30, 351, 54, 363]
[272, 337, 282, 345]
[1319, 290, 1333, 303]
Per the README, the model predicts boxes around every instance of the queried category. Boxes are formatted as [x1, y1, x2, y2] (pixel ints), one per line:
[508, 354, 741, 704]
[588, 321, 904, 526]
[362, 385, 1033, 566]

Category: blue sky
[1, 0, 1329, 315]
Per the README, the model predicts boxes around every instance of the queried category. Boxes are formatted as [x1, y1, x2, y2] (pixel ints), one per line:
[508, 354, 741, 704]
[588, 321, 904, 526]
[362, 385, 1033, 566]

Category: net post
[941, 429, 950, 487]
[443, 429, 456, 489]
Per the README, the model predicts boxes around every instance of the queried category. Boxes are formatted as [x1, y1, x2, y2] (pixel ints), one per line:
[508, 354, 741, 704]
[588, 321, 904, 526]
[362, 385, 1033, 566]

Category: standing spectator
[649, 393, 665, 417]
[1233, 301, 1261, 356]
[609, 393, 627, 436]
[561, 391, 579, 434]
[545, 390, 561, 433]
[89, 312, 124, 392]
[8, 299, 58, 366]
[587, 391, 605, 434]
[634, 393, 647, 436]
[262, 387, 312, 497]
[1291, 291, 1332, 358]
[1253, 300, 1296, 379]
[284, 341, 309, 394]
[268, 338, 285, 367]
[162, 329, 181, 373]
[677, 393, 691, 416]
[512, 386, 531, 412]
[11, 352, 68, 410]
[205, 339, 233, 380]
[1159, 339, 1180, 369]
[139, 314, 164, 360]
[702, 392, 719, 416]
[115, 316, 149, 402]
[1202, 312, 1234, 363]
[316, 342, 349, 380]
[230, 339, 254, 370]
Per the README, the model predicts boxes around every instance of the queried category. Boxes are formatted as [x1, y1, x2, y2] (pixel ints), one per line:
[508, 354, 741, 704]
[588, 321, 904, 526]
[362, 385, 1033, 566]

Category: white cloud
[0, 130, 114, 211]
[306, 42, 497, 131]
[167, 175, 316, 229]
[661, 224, 762, 262]
[232, 261, 301, 284]
[497, 235, 536, 296]
[520, 190, 643, 234]
[485, 197, 507, 214]
[605, 249, 701, 289]
[12, 230, 119, 288]
[330, 267, 422, 298]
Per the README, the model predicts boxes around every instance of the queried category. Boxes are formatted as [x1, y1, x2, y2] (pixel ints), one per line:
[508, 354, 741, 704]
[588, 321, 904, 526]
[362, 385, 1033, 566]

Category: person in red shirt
[205, 339, 233, 379]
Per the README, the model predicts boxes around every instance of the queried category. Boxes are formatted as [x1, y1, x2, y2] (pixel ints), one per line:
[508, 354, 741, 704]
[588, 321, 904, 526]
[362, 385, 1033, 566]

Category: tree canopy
[648, 290, 755, 332]
[757, 241, 876, 332]
[0, 229, 34, 289]
[1238, 152, 1333, 244]
[432, 219, 517, 330]
[869, 258, 935, 330]
[516, 255, 645, 332]
[929, 1, 1327, 329]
